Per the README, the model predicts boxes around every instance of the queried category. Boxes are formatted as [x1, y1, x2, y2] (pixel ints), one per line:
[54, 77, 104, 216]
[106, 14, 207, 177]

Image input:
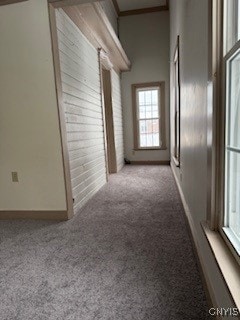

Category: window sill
[201, 221, 240, 311]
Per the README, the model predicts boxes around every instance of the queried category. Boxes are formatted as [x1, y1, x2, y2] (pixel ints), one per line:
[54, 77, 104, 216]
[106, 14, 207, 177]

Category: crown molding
[111, 0, 120, 15]
[48, 0, 97, 8]
[119, 5, 168, 17]
[63, 2, 131, 72]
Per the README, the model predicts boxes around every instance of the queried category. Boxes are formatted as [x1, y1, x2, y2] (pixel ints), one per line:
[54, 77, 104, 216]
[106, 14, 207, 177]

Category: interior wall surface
[119, 11, 170, 162]
[0, 0, 67, 211]
[170, 0, 236, 310]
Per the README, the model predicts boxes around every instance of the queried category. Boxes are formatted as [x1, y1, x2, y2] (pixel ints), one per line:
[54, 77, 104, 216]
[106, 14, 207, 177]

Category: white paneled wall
[100, 0, 118, 35]
[56, 9, 107, 212]
[111, 70, 124, 171]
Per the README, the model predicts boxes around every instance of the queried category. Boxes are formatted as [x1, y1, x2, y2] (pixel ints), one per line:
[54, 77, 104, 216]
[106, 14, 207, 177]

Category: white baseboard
[170, 163, 221, 318]
[0, 210, 68, 220]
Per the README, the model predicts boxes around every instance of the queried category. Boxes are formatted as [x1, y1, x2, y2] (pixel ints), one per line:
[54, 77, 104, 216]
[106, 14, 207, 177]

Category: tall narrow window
[173, 36, 180, 166]
[223, 0, 240, 256]
[132, 82, 166, 150]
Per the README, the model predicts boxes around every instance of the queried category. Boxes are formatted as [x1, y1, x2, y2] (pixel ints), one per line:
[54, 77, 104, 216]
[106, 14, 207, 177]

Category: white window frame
[217, 0, 240, 264]
[221, 41, 240, 258]
[132, 82, 166, 151]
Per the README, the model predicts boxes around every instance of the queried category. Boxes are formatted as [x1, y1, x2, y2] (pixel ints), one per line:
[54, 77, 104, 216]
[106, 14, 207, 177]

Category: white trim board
[170, 162, 234, 320]
[202, 221, 240, 312]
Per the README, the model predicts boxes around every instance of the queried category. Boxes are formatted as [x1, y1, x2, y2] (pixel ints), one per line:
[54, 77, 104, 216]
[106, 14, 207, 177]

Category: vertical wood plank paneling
[111, 70, 124, 171]
[56, 9, 107, 212]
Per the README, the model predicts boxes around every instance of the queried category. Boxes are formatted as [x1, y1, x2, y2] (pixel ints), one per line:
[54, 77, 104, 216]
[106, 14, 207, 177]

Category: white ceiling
[116, 0, 166, 12]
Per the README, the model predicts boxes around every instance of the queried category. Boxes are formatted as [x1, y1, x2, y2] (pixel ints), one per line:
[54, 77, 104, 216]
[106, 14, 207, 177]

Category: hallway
[0, 166, 210, 320]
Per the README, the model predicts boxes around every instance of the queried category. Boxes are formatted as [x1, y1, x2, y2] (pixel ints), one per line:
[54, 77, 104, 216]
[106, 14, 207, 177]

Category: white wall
[0, 0, 66, 211]
[56, 9, 107, 212]
[170, 0, 235, 310]
[119, 12, 170, 162]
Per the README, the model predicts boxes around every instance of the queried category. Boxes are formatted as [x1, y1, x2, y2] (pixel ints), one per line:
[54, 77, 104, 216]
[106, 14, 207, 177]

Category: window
[173, 36, 180, 165]
[221, 0, 240, 258]
[224, 47, 240, 255]
[203, 0, 240, 307]
[132, 82, 166, 150]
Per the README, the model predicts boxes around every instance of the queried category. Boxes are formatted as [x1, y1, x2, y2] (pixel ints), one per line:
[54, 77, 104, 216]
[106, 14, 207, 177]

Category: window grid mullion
[138, 117, 160, 121]
[226, 146, 240, 154]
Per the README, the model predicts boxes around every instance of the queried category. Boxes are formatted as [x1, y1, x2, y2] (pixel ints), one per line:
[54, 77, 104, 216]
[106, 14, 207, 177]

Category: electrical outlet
[12, 172, 19, 182]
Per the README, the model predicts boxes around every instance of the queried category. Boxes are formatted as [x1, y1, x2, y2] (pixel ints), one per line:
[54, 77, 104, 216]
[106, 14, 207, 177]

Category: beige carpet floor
[0, 165, 211, 319]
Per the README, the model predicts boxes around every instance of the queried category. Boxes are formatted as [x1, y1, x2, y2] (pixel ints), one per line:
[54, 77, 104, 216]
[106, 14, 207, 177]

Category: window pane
[139, 106, 146, 119]
[227, 49, 240, 149]
[139, 119, 160, 148]
[152, 120, 160, 147]
[145, 104, 152, 119]
[139, 91, 145, 106]
[225, 151, 240, 250]
[152, 90, 158, 104]
[152, 119, 159, 133]
[224, 46, 240, 255]
[152, 105, 159, 118]
[145, 91, 152, 105]
[138, 89, 160, 119]
[137, 87, 161, 148]
[224, 0, 240, 54]
[140, 134, 147, 147]
[139, 120, 147, 134]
